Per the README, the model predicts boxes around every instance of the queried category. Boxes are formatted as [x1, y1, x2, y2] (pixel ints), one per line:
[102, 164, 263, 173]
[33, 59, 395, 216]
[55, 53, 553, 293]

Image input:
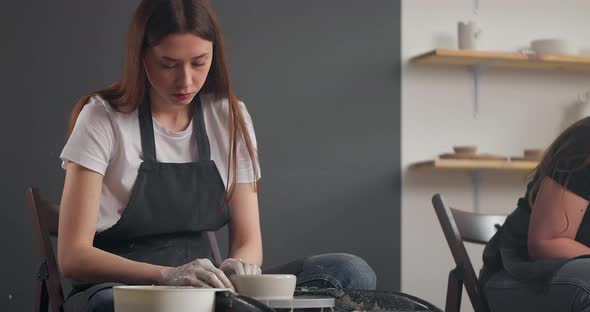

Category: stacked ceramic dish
[510, 149, 544, 162]
[438, 146, 507, 161]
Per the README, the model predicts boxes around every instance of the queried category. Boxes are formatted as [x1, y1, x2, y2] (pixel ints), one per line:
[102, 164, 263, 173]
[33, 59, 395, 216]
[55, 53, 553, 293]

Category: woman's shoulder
[202, 93, 247, 113]
[79, 94, 136, 125]
[201, 93, 252, 128]
[201, 93, 256, 144]
[74, 94, 129, 136]
[78, 95, 113, 119]
[83, 94, 123, 115]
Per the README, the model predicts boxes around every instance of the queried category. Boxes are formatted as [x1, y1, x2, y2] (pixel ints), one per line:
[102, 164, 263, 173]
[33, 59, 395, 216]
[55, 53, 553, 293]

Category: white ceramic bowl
[530, 38, 575, 56]
[231, 274, 297, 300]
[113, 286, 229, 312]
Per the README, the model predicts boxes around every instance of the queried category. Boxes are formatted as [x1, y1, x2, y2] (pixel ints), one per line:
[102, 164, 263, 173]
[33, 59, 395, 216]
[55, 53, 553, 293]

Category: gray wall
[2, 1, 400, 311]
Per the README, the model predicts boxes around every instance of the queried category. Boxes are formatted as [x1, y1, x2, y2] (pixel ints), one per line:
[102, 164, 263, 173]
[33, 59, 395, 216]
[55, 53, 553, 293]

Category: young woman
[482, 117, 590, 311]
[57, 1, 376, 311]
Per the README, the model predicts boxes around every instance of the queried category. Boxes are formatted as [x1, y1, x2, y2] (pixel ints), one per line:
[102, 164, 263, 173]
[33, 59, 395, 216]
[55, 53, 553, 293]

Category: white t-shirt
[60, 93, 260, 232]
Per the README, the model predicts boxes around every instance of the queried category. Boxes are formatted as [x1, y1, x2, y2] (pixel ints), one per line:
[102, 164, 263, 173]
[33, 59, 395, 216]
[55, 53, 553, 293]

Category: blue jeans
[83, 253, 376, 312]
[485, 258, 590, 312]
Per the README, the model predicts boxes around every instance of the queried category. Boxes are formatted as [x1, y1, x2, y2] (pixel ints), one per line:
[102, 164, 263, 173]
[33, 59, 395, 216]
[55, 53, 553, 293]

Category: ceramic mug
[458, 21, 481, 50]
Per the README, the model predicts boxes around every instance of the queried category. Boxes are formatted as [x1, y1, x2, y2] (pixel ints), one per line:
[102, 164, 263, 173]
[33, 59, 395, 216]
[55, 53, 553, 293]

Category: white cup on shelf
[457, 21, 481, 50]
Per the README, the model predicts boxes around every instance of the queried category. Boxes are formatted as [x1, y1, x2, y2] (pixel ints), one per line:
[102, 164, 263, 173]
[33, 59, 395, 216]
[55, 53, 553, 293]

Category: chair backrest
[27, 187, 64, 312]
[432, 194, 506, 312]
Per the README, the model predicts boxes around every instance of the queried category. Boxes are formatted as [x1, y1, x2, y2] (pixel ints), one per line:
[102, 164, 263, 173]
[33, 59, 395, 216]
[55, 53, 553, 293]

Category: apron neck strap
[193, 95, 211, 161]
[138, 93, 211, 163]
[138, 95, 157, 163]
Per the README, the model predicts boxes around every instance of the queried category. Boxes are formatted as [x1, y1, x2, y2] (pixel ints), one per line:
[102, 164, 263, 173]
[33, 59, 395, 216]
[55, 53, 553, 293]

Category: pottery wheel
[255, 296, 335, 309]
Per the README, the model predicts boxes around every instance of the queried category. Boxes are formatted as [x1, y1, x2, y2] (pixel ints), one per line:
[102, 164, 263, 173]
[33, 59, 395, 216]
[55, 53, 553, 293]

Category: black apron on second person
[63, 93, 230, 312]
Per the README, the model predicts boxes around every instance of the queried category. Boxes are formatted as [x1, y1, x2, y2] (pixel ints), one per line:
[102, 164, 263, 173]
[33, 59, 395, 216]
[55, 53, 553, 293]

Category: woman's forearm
[529, 237, 590, 260]
[229, 242, 263, 267]
[59, 245, 170, 285]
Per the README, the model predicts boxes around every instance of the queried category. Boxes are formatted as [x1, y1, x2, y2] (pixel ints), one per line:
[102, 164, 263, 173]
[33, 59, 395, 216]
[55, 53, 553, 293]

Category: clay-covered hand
[160, 258, 235, 291]
[219, 258, 262, 277]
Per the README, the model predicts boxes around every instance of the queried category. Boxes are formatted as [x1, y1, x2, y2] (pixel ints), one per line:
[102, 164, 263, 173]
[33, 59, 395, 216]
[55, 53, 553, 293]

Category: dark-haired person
[57, 1, 376, 311]
[482, 118, 590, 311]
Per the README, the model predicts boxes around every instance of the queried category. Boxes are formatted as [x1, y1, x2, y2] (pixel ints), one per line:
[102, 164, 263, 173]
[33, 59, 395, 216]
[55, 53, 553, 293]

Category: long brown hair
[67, 0, 258, 199]
[528, 117, 590, 225]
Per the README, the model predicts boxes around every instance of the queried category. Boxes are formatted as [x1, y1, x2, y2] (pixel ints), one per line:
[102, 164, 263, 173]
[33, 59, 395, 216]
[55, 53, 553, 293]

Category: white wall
[401, 1, 590, 311]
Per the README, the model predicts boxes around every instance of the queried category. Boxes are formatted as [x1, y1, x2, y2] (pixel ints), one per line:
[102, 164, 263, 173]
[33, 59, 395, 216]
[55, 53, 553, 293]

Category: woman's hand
[219, 258, 261, 277]
[160, 258, 235, 291]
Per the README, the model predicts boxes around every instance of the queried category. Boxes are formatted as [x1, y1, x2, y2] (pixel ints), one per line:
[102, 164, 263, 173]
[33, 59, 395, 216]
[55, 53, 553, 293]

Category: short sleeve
[59, 97, 115, 175]
[551, 166, 590, 201]
[236, 101, 261, 183]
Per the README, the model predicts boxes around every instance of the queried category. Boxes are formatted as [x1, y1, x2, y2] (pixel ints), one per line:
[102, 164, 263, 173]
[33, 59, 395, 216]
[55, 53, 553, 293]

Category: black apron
[63, 93, 230, 312]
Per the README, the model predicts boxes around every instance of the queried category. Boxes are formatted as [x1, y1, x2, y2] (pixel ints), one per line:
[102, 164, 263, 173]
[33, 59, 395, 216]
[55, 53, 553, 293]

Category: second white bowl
[231, 274, 297, 299]
[530, 38, 575, 56]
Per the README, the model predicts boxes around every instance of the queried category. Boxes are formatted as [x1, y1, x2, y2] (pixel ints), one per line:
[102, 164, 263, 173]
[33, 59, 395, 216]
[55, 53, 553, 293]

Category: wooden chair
[27, 187, 224, 312]
[432, 194, 506, 312]
[27, 187, 65, 312]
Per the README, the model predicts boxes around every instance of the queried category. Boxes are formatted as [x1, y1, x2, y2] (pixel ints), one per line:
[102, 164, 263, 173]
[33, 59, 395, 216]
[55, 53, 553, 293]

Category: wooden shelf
[410, 158, 538, 172]
[411, 49, 590, 73]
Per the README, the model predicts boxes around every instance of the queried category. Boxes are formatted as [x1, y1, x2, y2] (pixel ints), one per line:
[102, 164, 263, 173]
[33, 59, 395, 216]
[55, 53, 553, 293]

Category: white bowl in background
[231, 274, 297, 300]
[530, 38, 575, 56]
[113, 286, 229, 312]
